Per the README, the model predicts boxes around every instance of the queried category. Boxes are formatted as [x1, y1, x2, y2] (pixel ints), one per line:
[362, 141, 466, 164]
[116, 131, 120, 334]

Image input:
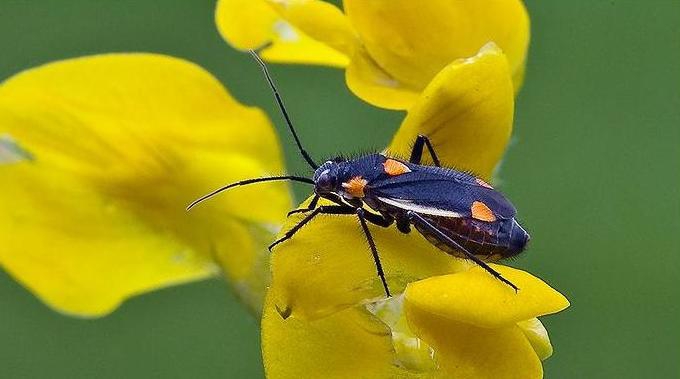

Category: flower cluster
[256, 45, 568, 378]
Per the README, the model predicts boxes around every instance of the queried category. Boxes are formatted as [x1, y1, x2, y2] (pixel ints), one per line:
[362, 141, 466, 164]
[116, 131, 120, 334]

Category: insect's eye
[316, 172, 335, 192]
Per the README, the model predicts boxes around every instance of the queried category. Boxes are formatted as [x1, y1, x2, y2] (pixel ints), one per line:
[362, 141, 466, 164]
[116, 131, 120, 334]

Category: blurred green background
[0, 1, 678, 378]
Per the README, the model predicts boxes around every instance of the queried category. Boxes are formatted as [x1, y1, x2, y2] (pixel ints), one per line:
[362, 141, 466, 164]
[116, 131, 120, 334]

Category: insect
[188, 51, 530, 296]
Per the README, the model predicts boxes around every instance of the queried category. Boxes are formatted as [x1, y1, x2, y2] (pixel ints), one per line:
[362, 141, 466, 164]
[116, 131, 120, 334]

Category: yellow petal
[404, 265, 569, 329]
[261, 290, 421, 379]
[269, 198, 468, 320]
[388, 43, 514, 179]
[265, 0, 357, 57]
[214, 0, 278, 50]
[405, 300, 542, 379]
[215, 0, 350, 67]
[260, 38, 349, 67]
[344, 0, 530, 94]
[517, 318, 554, 361]
[0, 54, 291, 316]
[345, 46, 421, 110]
[368, 295, 437, 373]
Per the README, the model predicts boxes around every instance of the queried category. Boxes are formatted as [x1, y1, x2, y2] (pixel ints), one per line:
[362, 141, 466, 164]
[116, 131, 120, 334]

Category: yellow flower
[215, 0, 530, 109]
[261, 45, 568, 378]
[0, 53, 291, 317]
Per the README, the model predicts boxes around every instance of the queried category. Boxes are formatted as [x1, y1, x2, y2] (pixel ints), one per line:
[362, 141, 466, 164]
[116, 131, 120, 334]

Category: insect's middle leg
[409, 135, 441, 166]
[269, 205, 355, 251]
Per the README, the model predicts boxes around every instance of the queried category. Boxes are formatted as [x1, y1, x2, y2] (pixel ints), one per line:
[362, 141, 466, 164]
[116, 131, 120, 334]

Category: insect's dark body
[190, 52, 531, 297]
[414, 216, 528, 261]
[321, 153, 529, 262]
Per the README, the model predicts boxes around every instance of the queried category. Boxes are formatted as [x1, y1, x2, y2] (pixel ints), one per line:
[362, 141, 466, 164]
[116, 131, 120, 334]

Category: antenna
[187, 175, 314, 210]
[249, 50, 319, 170]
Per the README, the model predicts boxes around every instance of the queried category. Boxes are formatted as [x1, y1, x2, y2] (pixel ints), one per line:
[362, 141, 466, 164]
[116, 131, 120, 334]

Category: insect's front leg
[287, 194, 320, 216]
[356, 208, 391, 297]
[269, 204, 355, 251]
[409, 134, 441, 167]
[406, 211, 519, 291]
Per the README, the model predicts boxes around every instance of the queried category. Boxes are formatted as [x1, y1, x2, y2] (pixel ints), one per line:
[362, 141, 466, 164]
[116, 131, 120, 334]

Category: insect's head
[312, 159, 342, 195]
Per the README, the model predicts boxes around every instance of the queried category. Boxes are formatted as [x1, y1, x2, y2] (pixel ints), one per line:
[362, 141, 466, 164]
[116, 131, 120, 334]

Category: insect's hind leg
[406, 211, 519, 291]
[356, 208, 391, 297]
[269, 205, 355, 251]
[409, 135, 441, 167]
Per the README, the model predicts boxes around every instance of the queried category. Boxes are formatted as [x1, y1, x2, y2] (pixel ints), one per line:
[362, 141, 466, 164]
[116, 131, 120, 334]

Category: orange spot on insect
[471, 201, 497, 222]
[342, 176, 368, 198]
[476, 178, 494, 189]
[383, 159, 411, 176]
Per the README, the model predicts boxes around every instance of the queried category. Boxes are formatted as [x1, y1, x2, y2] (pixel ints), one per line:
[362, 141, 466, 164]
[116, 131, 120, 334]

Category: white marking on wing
[377, 197, 463, 218]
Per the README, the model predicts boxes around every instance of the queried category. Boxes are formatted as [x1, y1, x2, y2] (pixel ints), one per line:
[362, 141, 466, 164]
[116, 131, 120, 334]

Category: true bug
[188, 51, 530, 296]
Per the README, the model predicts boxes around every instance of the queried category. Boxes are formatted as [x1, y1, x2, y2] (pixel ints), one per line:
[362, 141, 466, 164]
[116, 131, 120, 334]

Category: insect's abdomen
[414, 215, 529, 261]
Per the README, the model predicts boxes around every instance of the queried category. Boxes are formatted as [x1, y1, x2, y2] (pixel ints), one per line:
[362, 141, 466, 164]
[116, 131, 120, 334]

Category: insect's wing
[369, 167, 516, 219]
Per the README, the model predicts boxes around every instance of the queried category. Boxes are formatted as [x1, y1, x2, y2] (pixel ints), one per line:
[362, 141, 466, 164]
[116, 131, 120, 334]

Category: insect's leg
[409, 135, 441, 167]
[406, 211, 519, 291]
[334, 196, 393, 227]
[269, 205, 355, 251]
[287, 194, 320, 216]
[396, 216, 411, 234]
[356, 208, 391, 297]
[362, 211, 394, 228]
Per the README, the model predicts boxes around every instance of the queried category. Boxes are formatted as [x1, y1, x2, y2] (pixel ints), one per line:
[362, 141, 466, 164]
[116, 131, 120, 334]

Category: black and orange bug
[188, 51, 530, 296]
